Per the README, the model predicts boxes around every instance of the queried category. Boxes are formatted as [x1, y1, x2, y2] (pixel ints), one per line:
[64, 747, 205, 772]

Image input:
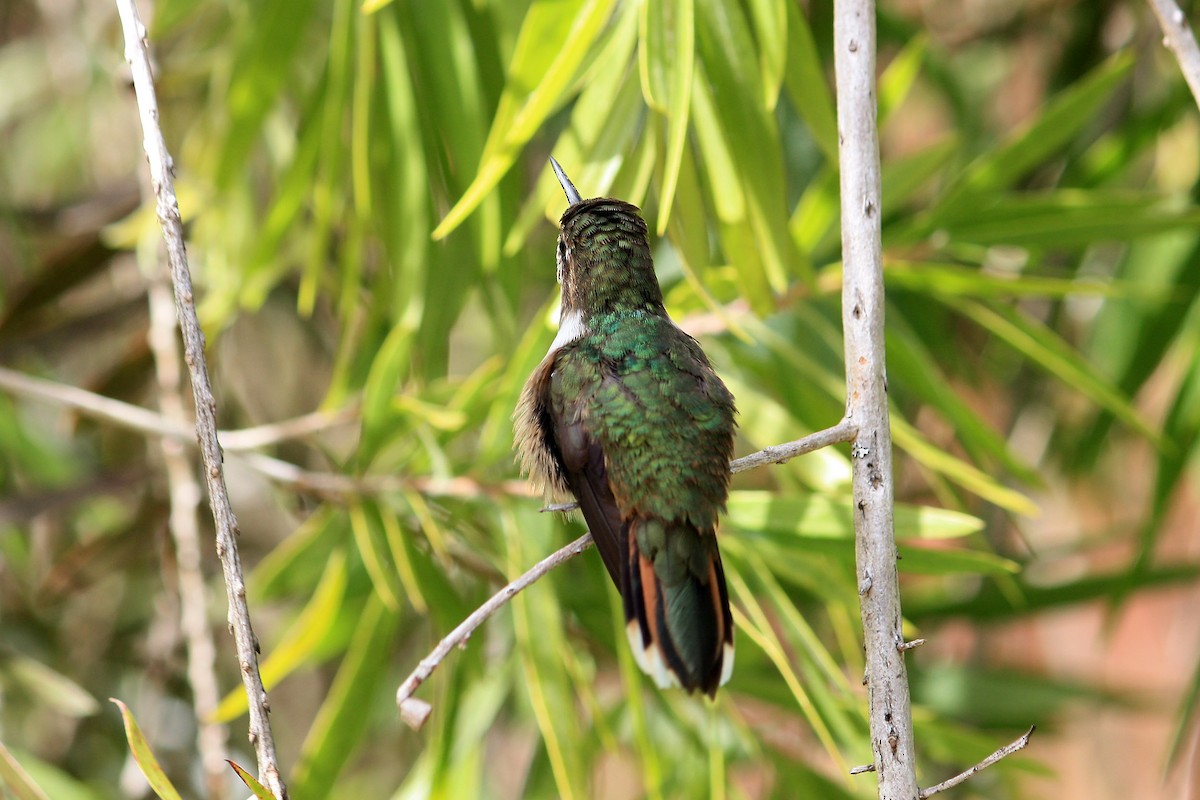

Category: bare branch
[395, 532, 595, 729]
[113, 2, 286, 796]
[918, 726, 1036, 798]
[730, 419, 857, 473]
[1146, 0, 1200, 108]
[0, 367, 350, 454]
[142, 206, 228, 797]
[834, 0, 920, 796]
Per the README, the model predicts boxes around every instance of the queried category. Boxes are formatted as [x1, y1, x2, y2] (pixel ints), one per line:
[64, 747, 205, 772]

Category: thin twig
[141, 207, 228, 796]
[113, 3, 287, 796]
[834, 0, 920, 796]
[0, 366, 350, 453]
[730, 419, 857, 473]
[395, 532, 595, 729]
[1146, 0, 1200, 108]
[918, 726, 1036, 798]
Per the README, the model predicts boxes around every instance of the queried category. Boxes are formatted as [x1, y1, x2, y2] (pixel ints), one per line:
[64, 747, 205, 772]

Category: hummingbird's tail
[622, 518, 734, 697]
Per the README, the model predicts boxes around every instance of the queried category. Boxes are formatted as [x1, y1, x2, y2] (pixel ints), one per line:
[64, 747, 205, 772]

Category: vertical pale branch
[833, 1, 920, 798]
[1146, 0, 1200, 108]
[144, 256, 229, 797]
[114, 1, 288, 797]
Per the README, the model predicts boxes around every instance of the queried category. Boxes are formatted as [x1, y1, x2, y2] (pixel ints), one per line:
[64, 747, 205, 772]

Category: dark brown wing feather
[550, 399, 627, 587]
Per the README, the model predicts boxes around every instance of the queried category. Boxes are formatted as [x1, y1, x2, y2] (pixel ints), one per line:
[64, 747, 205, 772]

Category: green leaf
[781, 2, 837, 163]
[433, 0, 620, 238]
[936, 51, 1133, 206]
[5, 655, 99, 718]
[349, 501, 404, 610]
[357, 318, 415, 469]
[892, 416, 1042, 517]
[895, 544, 1020, 576]
[955, 298, 1158, 442]
[504, 505, 587, 800]
[215, 550, 347, 722]
[640, 0, 695, 233]
[908, 564, 1200, 622]
[0, 741, 51, 800]
[878, 35, 926, 125]
[291, 593, 400, 798]
[227, 760, 277, 800]
[725, 491, 985, 539]
[109, 699, 183, 800]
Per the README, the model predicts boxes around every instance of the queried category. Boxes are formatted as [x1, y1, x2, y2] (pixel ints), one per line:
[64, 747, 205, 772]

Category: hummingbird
[514, 158, 736, 696]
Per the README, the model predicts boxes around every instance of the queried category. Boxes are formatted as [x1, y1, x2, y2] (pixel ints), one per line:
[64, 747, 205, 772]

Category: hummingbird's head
[549, 158, 664, 316]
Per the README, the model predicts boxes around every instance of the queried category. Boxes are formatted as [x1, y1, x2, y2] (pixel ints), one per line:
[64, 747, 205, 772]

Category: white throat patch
[548, 308, 588, 353]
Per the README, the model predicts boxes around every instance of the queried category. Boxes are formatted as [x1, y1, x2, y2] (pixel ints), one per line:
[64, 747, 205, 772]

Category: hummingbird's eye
[556, 239, 567, 284]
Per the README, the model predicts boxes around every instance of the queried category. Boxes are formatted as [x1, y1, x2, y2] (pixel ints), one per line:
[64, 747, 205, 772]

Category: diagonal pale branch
[113, 2, 287, 797]
[918, 726, 1036, 798]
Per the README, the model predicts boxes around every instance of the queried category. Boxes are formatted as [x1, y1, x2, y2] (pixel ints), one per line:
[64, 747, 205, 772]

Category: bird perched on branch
[515, 159, 736, 696]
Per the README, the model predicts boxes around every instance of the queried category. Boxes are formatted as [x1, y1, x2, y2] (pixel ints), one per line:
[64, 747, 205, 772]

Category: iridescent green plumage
[515, 161, 736, 695]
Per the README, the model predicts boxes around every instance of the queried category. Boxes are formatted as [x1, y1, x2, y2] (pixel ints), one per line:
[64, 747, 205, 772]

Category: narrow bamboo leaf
[7, 656, 98, 718]
[214, 0, 322, 189]
[109, 700, 183, 800]
[878, 35, 926, 125]
[892, 416, 1042, 517]
[781, 1, 837, 163]
[379, 502, 428, 613]
[881, 136, 959, 212]
[956, 298, 1158, 441]
[745, 0, 787, 108]
[731, 546, 862, 749]
[915, 665, 1128, 729]
[895, 544, 1020, 576]
[724, 564, 847, 772]
[504, 506, 586, 800]
[227, 761, 276, 800]
[937, 51, 1133, 205]
[886, 260, 1127, 300]
[506, 0, 620, 143]
[1076, 230, 1200, 468]
[790, 166, 840, 254]
[690, 71, 744, 223]
[377, 10, 430, 298]
[433, 0, 619, 239]
[886, 314, 1040, 485]
[356, 318, 415, 469]
[695, 0, 793, 291]
[0, 742, 51, 800]
[656, 0, 695, 233]
[252, 506, 340, 599]
[349, 501, 403, 609]
[503, 13, 641, 254]
[908, 564, 1200, 621]
[638, 0, 669, 110]
[726, 491, 985, 539]
[291, 594, 400, 798]
[924, 191, 1200, 248]
[214, 550, 348, 722]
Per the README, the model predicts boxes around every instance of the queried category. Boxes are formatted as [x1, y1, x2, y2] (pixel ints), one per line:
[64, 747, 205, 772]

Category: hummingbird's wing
[515, 352, 626, 584]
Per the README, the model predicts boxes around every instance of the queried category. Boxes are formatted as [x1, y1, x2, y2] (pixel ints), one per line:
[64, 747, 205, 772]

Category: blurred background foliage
[1, 0, 1199, 797]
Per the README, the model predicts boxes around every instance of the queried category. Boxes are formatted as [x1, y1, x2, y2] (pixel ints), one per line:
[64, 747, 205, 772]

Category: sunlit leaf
[109, 700, 183, 800]
[227, 761, 277, 800]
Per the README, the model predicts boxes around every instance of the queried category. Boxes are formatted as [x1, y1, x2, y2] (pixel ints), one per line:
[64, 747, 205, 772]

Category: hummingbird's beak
[549, 157, 583, 206]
